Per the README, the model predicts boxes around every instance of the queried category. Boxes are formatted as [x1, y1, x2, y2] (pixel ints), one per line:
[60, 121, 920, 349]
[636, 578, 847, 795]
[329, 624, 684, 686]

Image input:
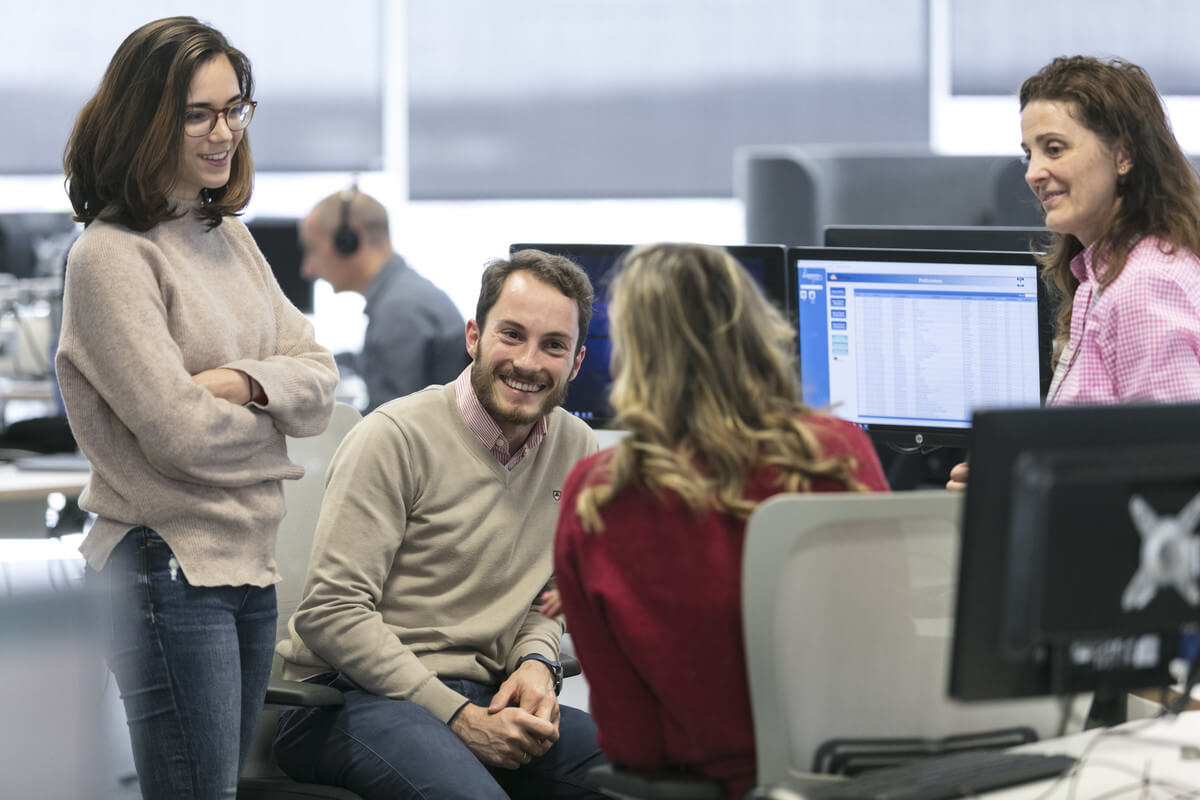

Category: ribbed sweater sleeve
[282, 385, 597, 722]
[58, 216, 334, 487]
[291, 409, 470, 721]
[57, 209, 338, 587]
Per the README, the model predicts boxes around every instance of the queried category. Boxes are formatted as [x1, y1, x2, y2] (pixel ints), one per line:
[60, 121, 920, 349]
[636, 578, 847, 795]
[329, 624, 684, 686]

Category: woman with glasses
[553, 243, 888, 798]
[58, 17, 337, 798]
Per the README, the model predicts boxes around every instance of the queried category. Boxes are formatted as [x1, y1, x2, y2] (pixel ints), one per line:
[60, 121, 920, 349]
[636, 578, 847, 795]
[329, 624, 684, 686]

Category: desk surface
[0, 376, 56, 403]
[0, 463, 89, 501]
[961, 711, 1200, 798]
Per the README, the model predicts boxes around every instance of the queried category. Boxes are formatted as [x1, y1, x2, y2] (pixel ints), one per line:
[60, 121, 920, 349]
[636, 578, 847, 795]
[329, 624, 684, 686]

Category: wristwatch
[516, 653, 563, 695]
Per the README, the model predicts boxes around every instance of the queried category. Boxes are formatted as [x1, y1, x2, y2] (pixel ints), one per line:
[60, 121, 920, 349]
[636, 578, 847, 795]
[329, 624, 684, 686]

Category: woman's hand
[538, 589, 563, 618]
[192, 368, 257, 405]
[946, 461, 969, 492]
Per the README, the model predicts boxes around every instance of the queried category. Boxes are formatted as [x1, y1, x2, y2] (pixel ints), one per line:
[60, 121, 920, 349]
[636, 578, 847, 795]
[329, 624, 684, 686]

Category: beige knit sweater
[56, 203, 338, 587]
[278, 384, 597, 722]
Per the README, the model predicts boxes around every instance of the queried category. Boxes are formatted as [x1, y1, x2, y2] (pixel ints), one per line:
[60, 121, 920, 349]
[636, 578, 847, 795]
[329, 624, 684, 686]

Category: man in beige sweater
[275, 250, 608, 799]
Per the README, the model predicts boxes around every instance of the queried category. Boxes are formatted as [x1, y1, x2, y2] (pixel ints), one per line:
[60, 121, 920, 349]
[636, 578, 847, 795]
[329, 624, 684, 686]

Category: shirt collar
[1070, 240, 1100, 285]
[1070, 235, 1146, 286]
[453, 366, 549, 468]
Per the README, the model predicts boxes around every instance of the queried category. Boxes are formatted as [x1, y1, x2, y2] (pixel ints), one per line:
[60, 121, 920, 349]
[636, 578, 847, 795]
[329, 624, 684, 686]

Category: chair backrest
[241, 402, 362, 785]
[742, 491, 1074, 789]
[274, 402, 362, 651]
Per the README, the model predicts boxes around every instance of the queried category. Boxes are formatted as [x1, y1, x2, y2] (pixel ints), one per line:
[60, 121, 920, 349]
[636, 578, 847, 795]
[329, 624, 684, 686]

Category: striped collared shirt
[454, 366, 549, 469]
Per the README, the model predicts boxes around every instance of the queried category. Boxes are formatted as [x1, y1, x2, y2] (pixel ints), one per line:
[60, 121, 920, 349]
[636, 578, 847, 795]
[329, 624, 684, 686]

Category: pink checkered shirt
[1050, 236, 1200, 406]
[453, 366, 548, 469]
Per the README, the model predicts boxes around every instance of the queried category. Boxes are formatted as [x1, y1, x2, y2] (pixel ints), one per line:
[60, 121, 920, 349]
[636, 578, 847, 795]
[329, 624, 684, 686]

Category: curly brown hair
[1020, 56, 1200, 358]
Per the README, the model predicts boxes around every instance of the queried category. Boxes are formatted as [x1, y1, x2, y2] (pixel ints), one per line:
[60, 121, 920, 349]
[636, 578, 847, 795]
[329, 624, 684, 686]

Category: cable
[1166, 644, 1200, 715]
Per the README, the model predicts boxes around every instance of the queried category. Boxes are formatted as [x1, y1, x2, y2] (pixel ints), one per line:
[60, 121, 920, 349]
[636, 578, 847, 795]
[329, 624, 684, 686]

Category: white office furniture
[743, 491, 1081, 793]
[0, 463, 88, 538]
[239, 401, 364, 800]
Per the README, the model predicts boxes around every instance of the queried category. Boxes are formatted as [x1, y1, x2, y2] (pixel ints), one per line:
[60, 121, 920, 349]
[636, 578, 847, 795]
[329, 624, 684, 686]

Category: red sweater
[554, 416, 888, 798]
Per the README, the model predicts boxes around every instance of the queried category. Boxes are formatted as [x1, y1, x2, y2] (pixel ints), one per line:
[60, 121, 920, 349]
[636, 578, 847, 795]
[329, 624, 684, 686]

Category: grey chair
[590, 491, 1083, 799]
[237, 401, 364, 800]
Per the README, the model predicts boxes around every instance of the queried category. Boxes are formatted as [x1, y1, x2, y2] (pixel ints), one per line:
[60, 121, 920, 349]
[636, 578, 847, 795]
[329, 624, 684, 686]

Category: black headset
[332, 183, 360, 256]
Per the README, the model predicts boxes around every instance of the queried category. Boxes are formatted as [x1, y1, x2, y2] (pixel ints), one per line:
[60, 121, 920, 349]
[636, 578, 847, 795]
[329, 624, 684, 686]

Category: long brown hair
[1020, 56, 1200, 356]
[64, 16, 255, 231]
[574, 243, 865, 532]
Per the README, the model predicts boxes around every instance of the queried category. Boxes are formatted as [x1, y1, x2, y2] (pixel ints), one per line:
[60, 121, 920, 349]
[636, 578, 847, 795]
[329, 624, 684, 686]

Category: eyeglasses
[183, 100, 257, 137]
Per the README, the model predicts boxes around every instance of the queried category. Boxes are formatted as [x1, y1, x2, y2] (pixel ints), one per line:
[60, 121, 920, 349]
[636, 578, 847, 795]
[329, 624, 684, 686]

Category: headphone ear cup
[332, 224, 359, 255]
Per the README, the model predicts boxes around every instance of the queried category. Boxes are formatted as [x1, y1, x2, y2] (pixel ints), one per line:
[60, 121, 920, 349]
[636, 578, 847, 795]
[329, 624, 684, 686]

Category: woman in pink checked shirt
[949, 56, 1200, 490]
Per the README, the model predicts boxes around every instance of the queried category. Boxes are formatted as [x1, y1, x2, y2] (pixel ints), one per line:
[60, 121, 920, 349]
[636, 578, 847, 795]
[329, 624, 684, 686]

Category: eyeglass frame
[183, 99, 258, 137]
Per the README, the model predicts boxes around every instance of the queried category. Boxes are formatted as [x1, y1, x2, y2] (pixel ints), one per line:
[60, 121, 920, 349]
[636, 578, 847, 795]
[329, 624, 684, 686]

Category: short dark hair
[64, 16, 255, 231]
[475, 250, 594, 354]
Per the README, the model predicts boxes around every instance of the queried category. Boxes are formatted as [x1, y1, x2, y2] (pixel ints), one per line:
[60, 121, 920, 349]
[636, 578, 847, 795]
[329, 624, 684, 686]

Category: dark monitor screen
[0, 213, 78, 279]
[823, 225, 1051, 254]
[791, 247, 1049, 448]
[246, 217, 313, 314]
[950, 404, 1200, 701]
[508, 243, 790, 428]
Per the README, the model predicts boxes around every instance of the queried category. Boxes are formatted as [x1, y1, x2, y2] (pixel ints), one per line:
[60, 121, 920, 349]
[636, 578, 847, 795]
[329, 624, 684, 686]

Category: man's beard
[470, 358, 569, 428]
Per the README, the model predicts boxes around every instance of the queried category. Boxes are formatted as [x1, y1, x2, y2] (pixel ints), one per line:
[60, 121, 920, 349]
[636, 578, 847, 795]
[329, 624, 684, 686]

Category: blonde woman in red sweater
[554, 243, 888, 797]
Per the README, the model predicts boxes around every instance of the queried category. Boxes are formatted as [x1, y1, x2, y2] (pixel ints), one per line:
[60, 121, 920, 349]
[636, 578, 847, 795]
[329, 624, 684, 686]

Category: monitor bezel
[949, 404, 1200, 701]
[788, 245, 1051, 449]
[822, 224, 1051, 254]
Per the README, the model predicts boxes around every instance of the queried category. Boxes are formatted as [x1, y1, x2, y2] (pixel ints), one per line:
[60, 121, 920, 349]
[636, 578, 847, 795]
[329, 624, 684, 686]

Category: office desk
[0, 376, 56, 428]
[0, 463, 88, 538]
[920, 711, 1200, 799]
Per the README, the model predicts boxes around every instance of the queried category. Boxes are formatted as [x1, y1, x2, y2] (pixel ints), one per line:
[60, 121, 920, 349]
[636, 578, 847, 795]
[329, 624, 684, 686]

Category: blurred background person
[300, 187, 467, 411]
[554, 242, 888, 797]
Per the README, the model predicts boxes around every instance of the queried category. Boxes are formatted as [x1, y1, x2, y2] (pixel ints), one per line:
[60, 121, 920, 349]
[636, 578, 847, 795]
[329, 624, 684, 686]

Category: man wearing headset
[299, 187, 467, 411]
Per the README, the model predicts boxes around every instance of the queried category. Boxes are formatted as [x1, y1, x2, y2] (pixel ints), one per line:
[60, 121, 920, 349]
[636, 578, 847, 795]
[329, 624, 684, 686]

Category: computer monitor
[950, 404, 1200, 701]
[508, 243, 790, 427]
[0, 213, 78, 278]
[823, 225, 1051, 254]
[246, 217, 313, 314]
[791, 247, 1049, 449]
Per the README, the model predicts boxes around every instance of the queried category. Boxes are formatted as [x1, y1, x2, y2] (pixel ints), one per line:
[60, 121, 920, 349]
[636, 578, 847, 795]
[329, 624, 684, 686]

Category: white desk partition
[0, 463, 89, 538]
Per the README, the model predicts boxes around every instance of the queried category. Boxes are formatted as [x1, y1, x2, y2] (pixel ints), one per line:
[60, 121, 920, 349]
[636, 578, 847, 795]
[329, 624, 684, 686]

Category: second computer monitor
[508, 243, 790, 428]
[950, 404, 1200, 702]
[792, 246, 1049, 448]
[823, 225, 1051, 254]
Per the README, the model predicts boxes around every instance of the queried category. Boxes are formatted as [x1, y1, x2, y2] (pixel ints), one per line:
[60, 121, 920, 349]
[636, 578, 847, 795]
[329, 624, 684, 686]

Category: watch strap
[516, 653, 563, 695]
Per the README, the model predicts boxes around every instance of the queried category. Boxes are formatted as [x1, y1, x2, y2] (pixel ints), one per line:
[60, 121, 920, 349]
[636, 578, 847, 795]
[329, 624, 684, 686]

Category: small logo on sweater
[552, 490, 562, 502]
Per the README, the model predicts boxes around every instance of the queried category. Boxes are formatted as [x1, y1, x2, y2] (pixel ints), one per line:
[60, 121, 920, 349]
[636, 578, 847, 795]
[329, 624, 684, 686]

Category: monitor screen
[508, 243, 790, 428]
[792, 247, 1049, 448]
[246, 217, 313, 315]
[950, 404, 1200, 701]
[823, 225, 1051, 254]
[0, 213, 78, 279]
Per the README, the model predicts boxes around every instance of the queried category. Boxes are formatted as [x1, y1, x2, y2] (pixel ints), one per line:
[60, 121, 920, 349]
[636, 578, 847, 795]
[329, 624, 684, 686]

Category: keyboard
[802, 750, 1077, 800]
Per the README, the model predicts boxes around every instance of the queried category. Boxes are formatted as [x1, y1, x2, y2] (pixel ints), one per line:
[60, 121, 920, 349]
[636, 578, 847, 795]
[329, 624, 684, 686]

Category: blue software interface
[795, 254, 1042, 431]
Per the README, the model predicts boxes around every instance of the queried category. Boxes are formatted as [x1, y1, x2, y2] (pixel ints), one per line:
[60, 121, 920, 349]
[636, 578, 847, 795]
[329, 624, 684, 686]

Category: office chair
[237, 401, 364, 800]
[589, 491, 1078, 799]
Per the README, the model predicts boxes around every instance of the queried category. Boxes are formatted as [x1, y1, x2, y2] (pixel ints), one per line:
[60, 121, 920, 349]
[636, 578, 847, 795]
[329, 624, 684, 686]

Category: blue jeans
[274, 672, 609, 800]
[94, 526, 277, 800]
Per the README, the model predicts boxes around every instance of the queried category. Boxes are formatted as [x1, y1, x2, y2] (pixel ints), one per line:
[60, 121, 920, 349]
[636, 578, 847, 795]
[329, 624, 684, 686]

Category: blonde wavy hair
[574, 243, 866, 532]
